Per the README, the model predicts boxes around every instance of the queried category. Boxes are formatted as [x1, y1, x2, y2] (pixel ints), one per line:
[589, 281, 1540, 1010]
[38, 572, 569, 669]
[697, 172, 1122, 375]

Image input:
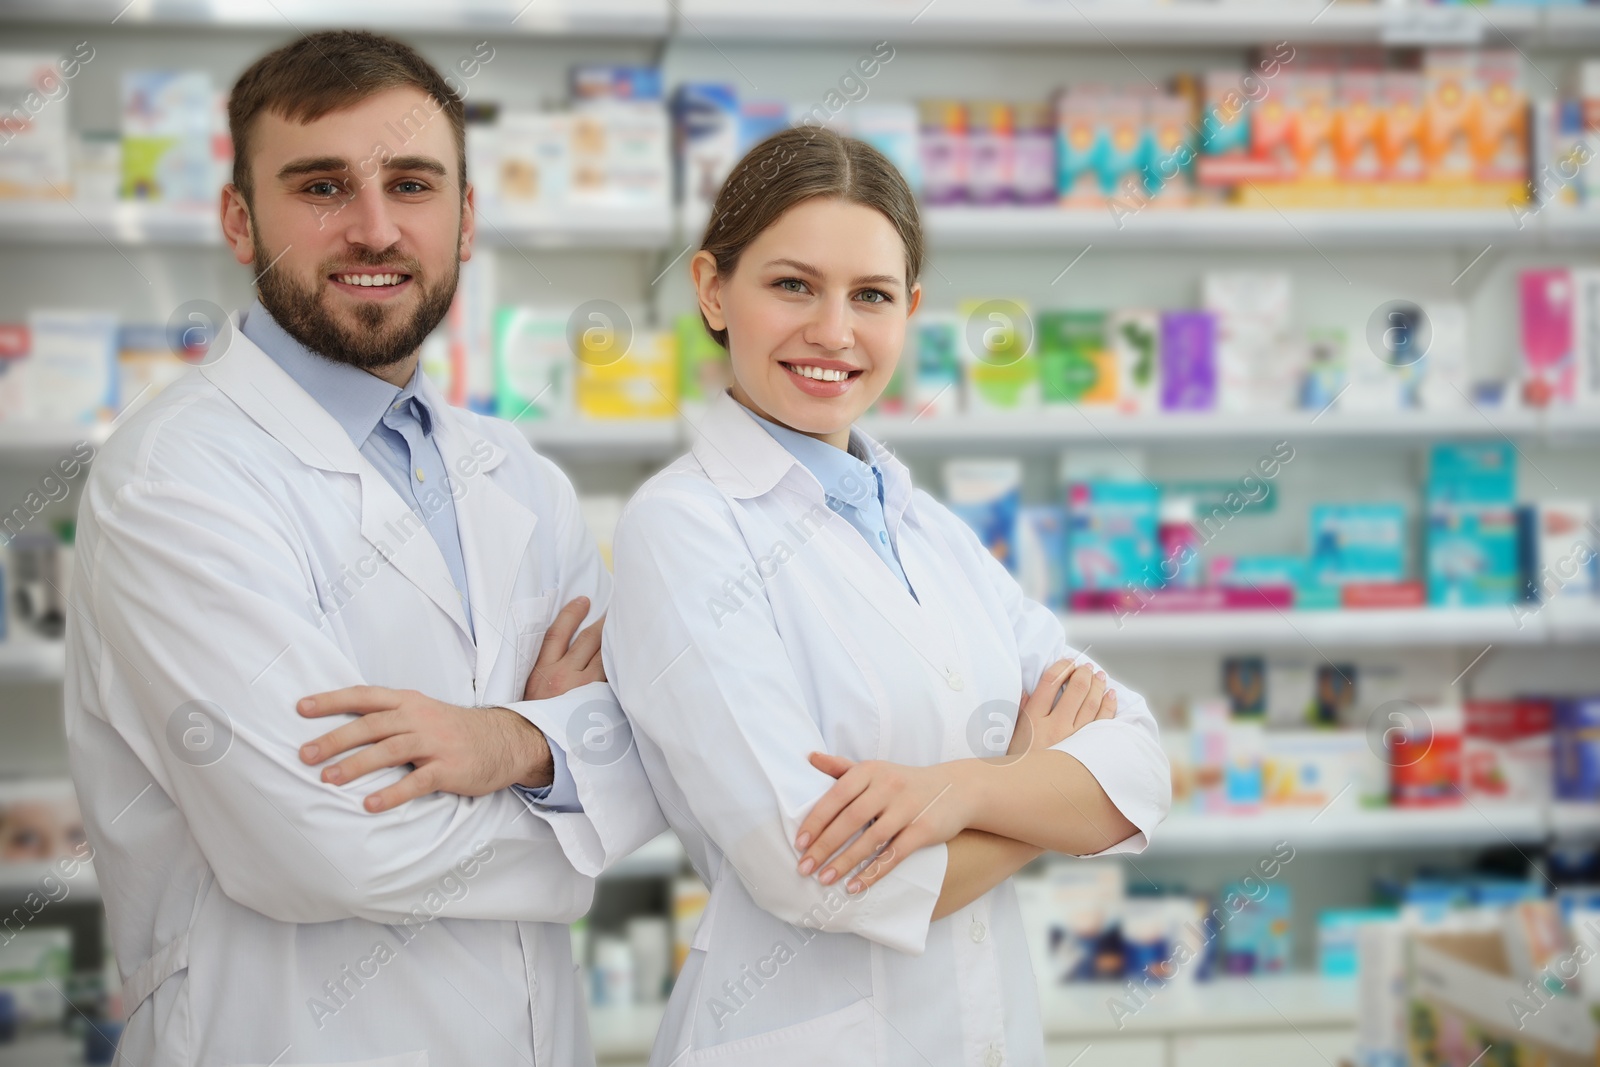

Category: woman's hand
[523, 596, 606, 701]
[794, 754, 973, 895]
[1006, 659, 1116, 759]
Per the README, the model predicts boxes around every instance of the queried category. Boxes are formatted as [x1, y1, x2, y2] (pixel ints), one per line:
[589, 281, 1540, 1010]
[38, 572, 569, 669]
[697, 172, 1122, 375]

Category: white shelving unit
[1059, 605, 1600, 650]
[0, 0, 674, 35]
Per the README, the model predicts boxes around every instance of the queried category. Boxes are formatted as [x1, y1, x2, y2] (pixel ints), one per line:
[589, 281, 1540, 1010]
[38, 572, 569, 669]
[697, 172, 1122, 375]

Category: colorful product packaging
[961, 298, 1038, 411]
[1036, 310, 1113, 406]
[1335, 71, 1384, 182]
[1159, 311, 1216, 411]
[1308, 503, 1407, 586]
[1428, 504, 1522, 607]
[909, 314, 963, 417]
[1012, 101, 1058, 206]
[1390, 705, 1464, 807]
[1555, 697, 1600, 802]
[1379, 71, 1427, 182]
[25, 310, 117, 423]
[966, 101, 1014, 206]
[575, 330, 676, 420]
[1423, 49, 1479, 183]
[1464, 699, 1553, 803]
[1056, 88, 1104, 206]
[673, 313, 730, 408]
[1521, 267, 1575, 407]
[1429, 442, 1516, 505]
[918, 99, 968, 206]
[493, 308, 570, 420]
[1108, 309, 1160, 413]
[672, 82, 740, 221]
[945, 459, 1023, 572]
[1066, 479, 1159, 590]
[1474, 49, 1528, 184]
[120, 69, 216, 202]
[1017, 505, 1070, 609]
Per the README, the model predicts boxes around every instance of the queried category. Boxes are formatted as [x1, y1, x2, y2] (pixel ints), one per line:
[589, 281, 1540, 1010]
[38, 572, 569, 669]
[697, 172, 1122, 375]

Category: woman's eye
[776, 278, 808, 294]
[857, 289, 891, 304]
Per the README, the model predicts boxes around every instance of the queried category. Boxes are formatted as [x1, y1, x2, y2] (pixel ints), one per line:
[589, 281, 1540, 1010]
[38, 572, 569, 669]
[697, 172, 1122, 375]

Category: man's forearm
[493, 707, 554, 789]
[931, 829, 1043, 921]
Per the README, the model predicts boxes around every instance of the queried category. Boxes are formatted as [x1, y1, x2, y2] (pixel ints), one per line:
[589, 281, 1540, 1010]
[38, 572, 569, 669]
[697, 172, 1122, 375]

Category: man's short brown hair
[228, 29, 466, 204]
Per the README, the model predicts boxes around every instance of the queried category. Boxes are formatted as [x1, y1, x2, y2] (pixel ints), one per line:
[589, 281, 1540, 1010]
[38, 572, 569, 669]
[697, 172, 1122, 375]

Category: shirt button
[415, 468, 425, 481]
[946, 670, 964, 691]
[879, 531, 888, 544]
[970, 919, 987, 943]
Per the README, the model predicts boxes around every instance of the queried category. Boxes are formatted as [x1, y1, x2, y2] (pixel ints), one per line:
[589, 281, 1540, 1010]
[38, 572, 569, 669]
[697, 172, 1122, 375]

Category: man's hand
[524, 596, 605, 701]
[297, 687, 554, 812]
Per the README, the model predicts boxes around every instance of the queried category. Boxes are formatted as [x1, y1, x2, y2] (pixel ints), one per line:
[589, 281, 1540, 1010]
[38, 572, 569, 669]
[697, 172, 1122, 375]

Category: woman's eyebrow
[764, 258, 902, 288]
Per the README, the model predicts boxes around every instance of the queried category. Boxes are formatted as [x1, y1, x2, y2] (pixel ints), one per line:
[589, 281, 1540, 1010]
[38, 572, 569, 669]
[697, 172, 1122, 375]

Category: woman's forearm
[954, 749, 1138, 856]
[932, 829, 1043, 921]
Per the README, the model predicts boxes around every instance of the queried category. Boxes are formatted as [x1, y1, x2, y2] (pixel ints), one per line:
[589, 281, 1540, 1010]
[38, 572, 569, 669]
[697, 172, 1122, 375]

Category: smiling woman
[602, 126, 1171, 1067]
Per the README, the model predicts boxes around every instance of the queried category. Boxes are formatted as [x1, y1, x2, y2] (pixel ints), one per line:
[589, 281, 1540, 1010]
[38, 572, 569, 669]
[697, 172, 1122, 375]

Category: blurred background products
[1, 2, 1599, 1065]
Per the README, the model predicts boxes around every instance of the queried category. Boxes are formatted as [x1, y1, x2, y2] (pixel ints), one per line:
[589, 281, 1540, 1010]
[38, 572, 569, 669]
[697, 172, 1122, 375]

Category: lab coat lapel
[201, 319, 474, 642]
[426, 378, 538, 687]
[693, 392, 946, 664]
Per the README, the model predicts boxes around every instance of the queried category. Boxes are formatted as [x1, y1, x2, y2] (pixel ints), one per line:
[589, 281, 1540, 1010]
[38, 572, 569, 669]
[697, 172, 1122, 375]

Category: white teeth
[788, 364, 848, 382]
[338, 273, 403, 287]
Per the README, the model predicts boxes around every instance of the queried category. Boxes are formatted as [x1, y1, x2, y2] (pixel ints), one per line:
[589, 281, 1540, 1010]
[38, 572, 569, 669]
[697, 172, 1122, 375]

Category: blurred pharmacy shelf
[1058, 605, 1600, 650]
[675, 0, 1591, 48]
[10, 200, 1600, 251]
[0, 859, 99, 903]
[0, 201, 675, 251]
[0, 641, 68, 685]
[922, 207, 1542, 250]
[0, 408, 1594, 466]
[1148, 803, 1548, 855]
[0, 0, 672, 36]
[863, 408, 1598, 450]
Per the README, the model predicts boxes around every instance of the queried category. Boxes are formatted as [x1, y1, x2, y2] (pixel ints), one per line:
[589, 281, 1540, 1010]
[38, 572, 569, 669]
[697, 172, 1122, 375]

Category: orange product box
[1379, 72, 1427, 181]
[1251, 72, 1297, 178]
[1424, 49, 1480, 182]
[1336, 71, 1383, 182]
[1290, 73, 1338, 182]
[1474, 49, 1528, 183]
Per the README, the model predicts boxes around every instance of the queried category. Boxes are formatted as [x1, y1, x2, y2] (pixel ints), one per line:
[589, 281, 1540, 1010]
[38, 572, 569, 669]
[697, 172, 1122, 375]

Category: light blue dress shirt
[241, 301, 579, 810]
[740, 404, 917, 600]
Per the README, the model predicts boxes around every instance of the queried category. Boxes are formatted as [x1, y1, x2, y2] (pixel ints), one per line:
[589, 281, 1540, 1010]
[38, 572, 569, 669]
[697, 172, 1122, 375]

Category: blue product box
[1318, 908, 1395, 978]
[1018, 505, 1070, 609]
[945, 460, 1023, 574]
[1066, 481, 1160, 590]
[1428, 442, 1516, 504]
[1309, 504, 1407, 585]
[1555, 697, 1600, 802]
[1427, 504, 1521, 606]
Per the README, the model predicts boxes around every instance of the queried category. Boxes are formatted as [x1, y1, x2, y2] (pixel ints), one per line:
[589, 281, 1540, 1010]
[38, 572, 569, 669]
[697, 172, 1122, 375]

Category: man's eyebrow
[763, 258, 903, 288]
[381, 155, 448, 178]
[277, 156, 351, 180]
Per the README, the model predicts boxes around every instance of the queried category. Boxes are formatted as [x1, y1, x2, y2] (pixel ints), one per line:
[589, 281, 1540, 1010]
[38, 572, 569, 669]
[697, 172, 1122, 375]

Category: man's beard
[253, 233, 458, 372]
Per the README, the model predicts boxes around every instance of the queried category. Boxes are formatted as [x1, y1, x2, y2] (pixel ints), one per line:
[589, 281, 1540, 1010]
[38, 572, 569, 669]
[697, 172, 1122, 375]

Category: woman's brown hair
[697, 125, 924, 348]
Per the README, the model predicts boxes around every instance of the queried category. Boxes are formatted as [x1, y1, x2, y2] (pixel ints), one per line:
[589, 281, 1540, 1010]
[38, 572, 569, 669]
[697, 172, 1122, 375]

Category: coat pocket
[680, 997, 876, 1067]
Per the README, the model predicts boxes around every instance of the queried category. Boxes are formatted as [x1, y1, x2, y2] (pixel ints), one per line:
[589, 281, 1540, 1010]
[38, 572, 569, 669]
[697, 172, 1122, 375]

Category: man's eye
[394, 180, 428, 194]
[306, 180, 344, 198]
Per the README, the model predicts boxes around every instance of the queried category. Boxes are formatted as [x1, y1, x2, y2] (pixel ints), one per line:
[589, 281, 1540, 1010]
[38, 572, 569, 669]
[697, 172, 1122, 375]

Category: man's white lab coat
[65, 319, 665, 1066]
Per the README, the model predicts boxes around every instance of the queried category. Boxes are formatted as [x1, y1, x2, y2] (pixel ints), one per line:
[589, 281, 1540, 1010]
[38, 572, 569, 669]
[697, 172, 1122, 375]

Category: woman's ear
[906, 281, 922, 318]
[690, 250, 726, 332]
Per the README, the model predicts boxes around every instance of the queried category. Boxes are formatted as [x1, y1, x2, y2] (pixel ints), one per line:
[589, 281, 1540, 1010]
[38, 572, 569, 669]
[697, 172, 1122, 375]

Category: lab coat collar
[202, 315, 479, 643]
[692, 390, 918, 526]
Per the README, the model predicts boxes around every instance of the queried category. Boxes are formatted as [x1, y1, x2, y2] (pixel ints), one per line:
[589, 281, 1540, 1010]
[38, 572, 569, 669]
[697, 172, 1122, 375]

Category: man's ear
[459, 180, 476, 263]
[689, 250, 725, 332]
[220, 184, 255, 266]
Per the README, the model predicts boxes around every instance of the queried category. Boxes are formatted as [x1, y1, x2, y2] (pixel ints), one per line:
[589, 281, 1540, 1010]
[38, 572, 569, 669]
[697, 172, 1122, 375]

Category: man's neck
[367, 351, 420, 389]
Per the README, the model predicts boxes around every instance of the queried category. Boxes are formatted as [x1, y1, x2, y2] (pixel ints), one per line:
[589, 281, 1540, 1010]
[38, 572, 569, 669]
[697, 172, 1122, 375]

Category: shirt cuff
[511, 736, 583, 813]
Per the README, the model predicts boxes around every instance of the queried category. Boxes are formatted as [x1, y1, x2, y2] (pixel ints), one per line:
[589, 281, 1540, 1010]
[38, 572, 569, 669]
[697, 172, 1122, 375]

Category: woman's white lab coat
[65, 321, 665, 1066]
[603, 391, 1171, 1067]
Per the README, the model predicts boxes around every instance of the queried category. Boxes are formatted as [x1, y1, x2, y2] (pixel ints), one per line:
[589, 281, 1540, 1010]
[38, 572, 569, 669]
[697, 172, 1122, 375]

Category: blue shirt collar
[239, 298, 432, 447]
[738, 403, 883, 513]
